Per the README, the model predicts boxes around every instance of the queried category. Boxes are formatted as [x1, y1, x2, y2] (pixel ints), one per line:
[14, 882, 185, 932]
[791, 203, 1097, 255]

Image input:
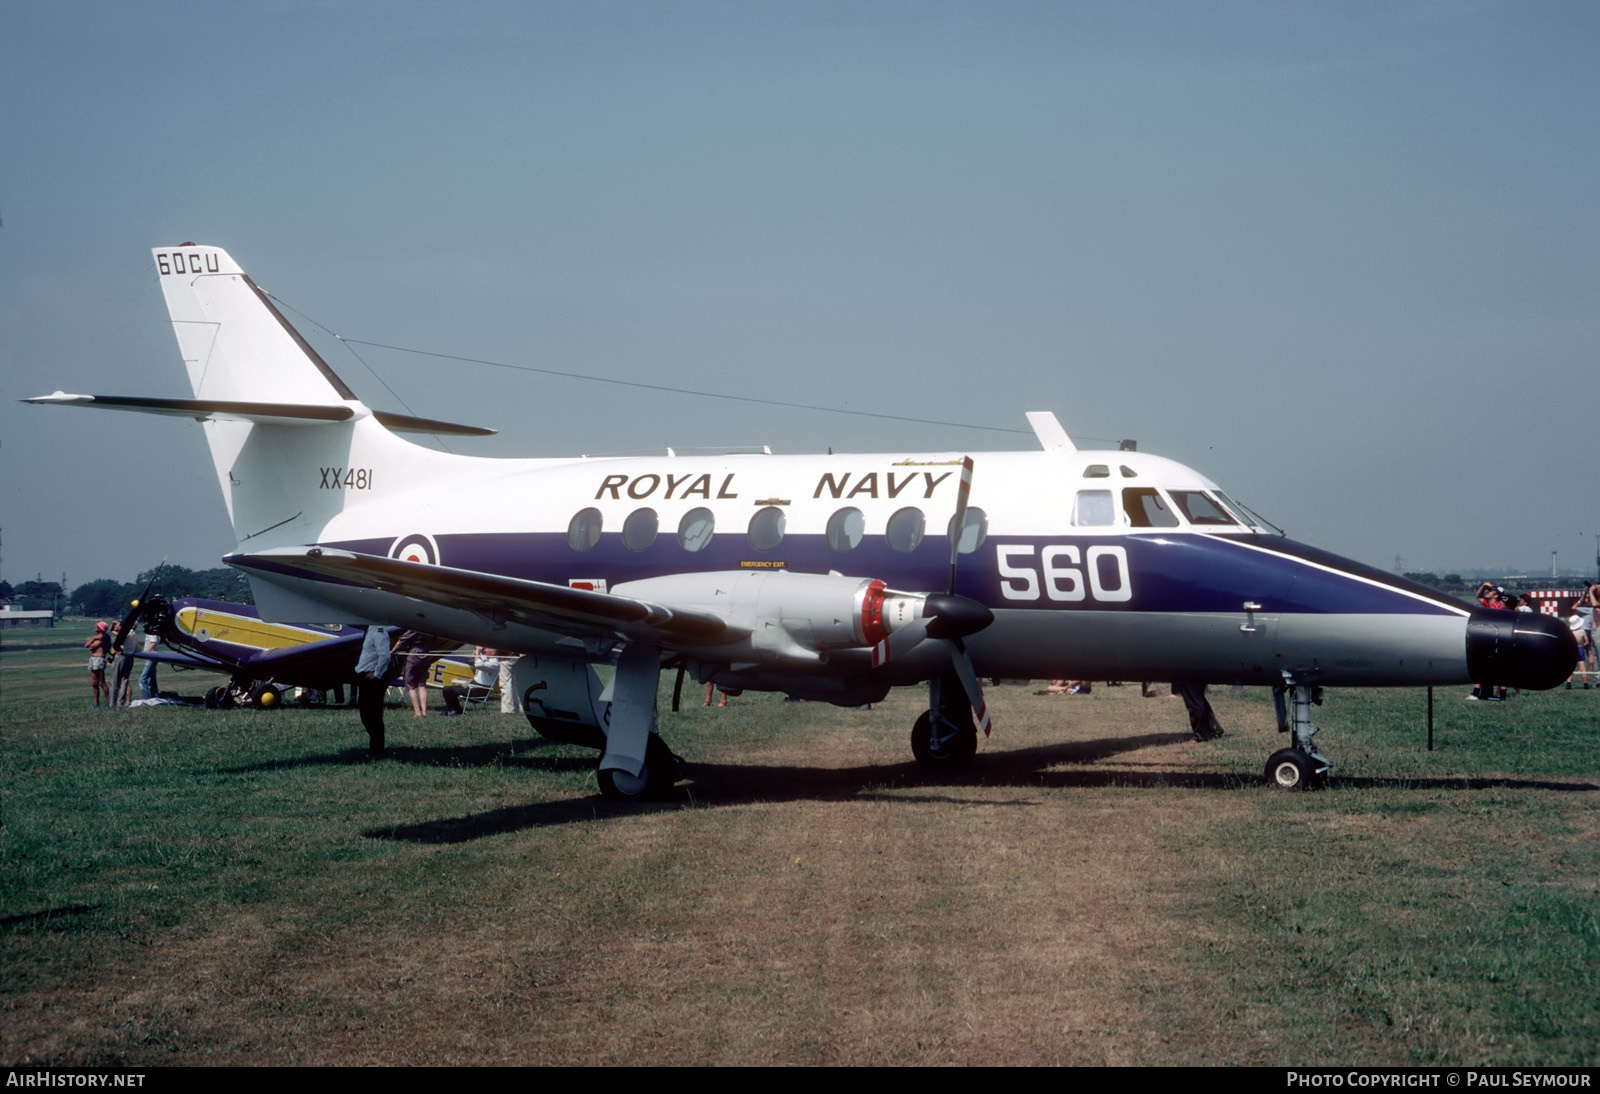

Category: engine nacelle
[614, 570, 929, 667]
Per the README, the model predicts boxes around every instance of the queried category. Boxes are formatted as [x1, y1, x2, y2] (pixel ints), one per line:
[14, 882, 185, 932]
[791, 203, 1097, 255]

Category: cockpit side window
[1072, 490, 1115, 527]
[1168, 490, 1237, 526]
[1122, 487, 1179, 528]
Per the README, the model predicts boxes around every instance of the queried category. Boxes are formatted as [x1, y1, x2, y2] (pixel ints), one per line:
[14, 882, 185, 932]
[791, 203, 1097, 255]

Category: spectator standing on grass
[1566, 613, 1589, 690]
[84, 621, 111, 706]
[392, 629, 438, 718]
[139, 633, 159, 699]
[1469, 584, 1508, 701]
[1575, 586, 1597, 681]
[1176, 682, 1226, 741]
[355, 625, 393, 755]
[498, 652, 522, 715]
[108, 621, 138, 708]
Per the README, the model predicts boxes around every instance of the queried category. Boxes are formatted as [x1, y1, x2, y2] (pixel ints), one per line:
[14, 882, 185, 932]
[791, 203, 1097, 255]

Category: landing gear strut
[595, 644, 685, 801]
[911, 672, 977, 767]
[1267, 674, 1331, 790]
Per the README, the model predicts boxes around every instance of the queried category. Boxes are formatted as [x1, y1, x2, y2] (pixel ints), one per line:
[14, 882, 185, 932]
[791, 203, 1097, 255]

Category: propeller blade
[946, 456, 974, 595]
[112, 580, 156, 654]
[945, 636, 992, 736]
[871, 617, 930, 668]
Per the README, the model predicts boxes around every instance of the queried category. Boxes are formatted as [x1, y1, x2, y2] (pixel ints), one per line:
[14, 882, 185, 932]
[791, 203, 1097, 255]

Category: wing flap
[228, 547, 731, 645]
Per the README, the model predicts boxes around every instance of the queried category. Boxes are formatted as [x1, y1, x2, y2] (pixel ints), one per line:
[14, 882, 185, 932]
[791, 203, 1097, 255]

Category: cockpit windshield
[1214, 490, 1282, 535]
[1168, 490, 1237, 526]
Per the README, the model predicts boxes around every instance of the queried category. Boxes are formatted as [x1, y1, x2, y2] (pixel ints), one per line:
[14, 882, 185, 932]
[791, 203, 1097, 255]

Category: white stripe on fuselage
[1218, 536, 1471, 618]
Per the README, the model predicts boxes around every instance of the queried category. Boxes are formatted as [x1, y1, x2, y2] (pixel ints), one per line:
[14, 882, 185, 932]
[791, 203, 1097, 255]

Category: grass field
[3, 621, 1597, 1065]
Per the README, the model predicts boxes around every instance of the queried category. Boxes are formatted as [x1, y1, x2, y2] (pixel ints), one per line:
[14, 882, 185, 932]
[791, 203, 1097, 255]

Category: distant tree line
[1, 564, 253, 617]
[1403, 572, 1468, 593]
[1, 579, 71, 612]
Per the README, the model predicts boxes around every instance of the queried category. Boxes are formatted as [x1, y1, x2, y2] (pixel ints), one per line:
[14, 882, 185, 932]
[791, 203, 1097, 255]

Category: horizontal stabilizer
[372, 410, 496, 437]
[23, 393, 495, 435]
[229, 547, 730, 645]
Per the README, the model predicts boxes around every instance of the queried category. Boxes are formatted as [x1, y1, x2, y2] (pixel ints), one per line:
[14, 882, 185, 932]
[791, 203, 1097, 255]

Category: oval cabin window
[748, 506, 786, 551]
[622, 508, 659, 551]
[947, 506, 987, 554]
[678, 507, 715, 552]
[827, 507, 864, 553]
[568, 508, 603, 551]
[886, 507, 926, 553]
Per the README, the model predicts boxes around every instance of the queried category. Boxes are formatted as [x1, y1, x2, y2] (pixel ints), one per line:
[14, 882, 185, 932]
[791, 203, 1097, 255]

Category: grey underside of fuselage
[961, 609, 1473, 687]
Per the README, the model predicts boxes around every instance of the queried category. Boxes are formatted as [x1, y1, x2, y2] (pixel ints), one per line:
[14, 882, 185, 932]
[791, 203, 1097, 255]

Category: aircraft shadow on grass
[1, 903, 100, 932]
[357, 731, 1595, 845]
[216, 734, 597, 777]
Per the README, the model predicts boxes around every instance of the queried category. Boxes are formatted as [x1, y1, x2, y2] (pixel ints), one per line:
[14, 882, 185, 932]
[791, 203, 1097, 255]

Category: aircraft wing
[132, 649, 231, 670]
[241, 630, 369, 679]
[227, 547, 732, 647]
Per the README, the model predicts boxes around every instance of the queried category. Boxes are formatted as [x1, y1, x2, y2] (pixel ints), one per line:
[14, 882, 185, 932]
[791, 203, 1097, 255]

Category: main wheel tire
[249, 685, 283, 710]
[911, 711, 978, 767]
[203, 685, 228, 709]
[597, 736, 680, 800]
[1265, 747, 1317, 790]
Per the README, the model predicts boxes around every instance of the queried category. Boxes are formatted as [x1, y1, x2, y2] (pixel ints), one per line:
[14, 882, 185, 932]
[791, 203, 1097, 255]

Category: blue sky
[3, 1, 1596, 589]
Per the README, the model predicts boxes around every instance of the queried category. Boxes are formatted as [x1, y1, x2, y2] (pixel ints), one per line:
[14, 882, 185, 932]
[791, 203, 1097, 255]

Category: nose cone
[1466, 608, 1579, 690]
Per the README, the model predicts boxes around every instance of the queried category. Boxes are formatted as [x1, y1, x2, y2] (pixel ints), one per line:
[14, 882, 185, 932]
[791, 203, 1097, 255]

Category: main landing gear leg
[597, 644, 681, 801]
[1266, 673, 1332, 790]
[911, 672, 978, 766]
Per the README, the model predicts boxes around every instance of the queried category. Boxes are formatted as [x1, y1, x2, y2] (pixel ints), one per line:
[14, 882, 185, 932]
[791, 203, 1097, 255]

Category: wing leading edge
[227, 546, 731, 647]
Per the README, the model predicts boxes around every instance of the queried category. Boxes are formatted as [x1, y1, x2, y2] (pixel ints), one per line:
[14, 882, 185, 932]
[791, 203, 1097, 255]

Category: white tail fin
[155, 244, 359, 406]
[149, 245, 371, 537]
[29, 244, 494, 552]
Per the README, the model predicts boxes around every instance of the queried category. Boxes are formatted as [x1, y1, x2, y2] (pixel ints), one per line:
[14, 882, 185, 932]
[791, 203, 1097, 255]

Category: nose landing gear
[1267, 674, 1331, 790]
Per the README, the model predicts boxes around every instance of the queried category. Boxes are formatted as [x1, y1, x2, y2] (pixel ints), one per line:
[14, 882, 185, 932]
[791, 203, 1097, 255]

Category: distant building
[0, 605, 55, 628]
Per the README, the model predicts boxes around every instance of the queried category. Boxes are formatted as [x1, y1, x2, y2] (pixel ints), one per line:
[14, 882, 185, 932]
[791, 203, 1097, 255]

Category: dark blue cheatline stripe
[316, 529, 1463, 618]
[1220, 535, 1471, 615]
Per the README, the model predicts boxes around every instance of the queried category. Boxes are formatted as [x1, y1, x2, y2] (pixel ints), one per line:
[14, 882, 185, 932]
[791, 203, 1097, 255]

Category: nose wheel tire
[1265, 747, 1323, 791]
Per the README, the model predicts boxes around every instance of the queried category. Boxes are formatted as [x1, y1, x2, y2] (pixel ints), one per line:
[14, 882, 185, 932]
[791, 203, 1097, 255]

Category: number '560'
[995, 544, 1132, 602]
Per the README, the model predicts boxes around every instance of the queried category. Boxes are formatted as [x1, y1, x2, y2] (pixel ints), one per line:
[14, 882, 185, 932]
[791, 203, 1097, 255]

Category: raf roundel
[388, 533, 440, 567]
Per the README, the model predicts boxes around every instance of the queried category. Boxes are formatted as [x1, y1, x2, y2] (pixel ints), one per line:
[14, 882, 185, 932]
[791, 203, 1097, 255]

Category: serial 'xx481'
[28, 244, 1577, 797]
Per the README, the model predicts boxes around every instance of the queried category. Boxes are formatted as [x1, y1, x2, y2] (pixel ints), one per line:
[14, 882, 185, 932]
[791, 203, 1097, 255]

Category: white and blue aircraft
[28, 244, 1577, 796]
